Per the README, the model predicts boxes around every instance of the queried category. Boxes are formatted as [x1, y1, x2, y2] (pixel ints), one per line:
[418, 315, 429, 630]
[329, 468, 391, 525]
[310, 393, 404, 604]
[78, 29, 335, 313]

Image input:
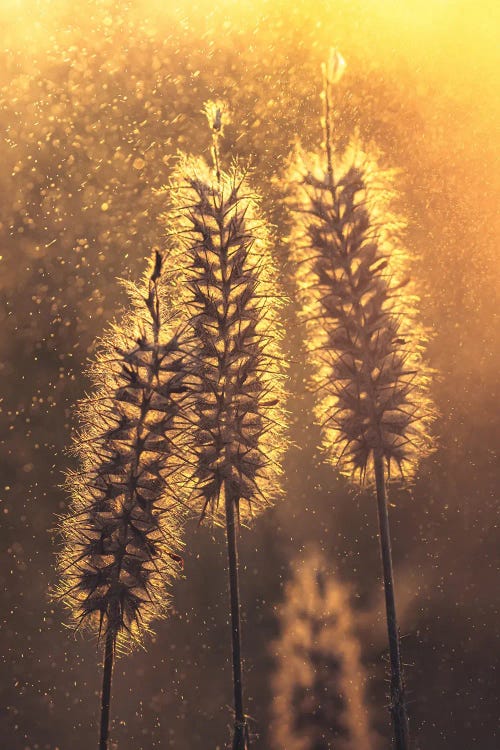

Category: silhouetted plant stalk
[271, 548, 373, 750]
[286, 51, 435, 750]
[163, 101, 288, 749]
[55, 252, 190, 750]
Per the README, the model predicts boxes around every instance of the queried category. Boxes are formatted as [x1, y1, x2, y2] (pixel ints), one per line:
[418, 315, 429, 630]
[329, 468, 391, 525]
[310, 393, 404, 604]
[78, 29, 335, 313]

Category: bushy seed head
[162, 155, 288, 524]
[287, 141, 435, 482]
[272, 549, 373, 750]
[55, 252, 190, 650]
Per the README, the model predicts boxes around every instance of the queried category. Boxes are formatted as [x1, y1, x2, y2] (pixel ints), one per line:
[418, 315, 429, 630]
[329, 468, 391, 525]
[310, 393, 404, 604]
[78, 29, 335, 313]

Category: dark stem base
[99, 629, 115, 750]
[232, 722, 248, 750]
[224, 482, 249, 750]
[374, 454, 410, 750]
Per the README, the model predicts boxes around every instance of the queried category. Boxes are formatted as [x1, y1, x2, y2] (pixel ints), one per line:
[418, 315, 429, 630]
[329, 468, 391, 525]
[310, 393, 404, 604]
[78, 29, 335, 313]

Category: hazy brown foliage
[272, 548, 373, 750]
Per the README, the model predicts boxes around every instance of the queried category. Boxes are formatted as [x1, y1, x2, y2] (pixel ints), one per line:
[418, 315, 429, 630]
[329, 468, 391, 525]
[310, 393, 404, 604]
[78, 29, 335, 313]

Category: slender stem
[374, 454, 410, 750]
[212, 132, 221, 185]
[99, 629, 115, 750]
[224, 481, 248, 750]
[322, 66, 335, 189]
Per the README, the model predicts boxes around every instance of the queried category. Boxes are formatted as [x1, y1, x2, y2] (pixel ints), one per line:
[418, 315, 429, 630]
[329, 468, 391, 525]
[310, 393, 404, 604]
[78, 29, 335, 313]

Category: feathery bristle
[162, 154, 288, 524]
[55, 252, 190, 650]
[271, 549, 373, 750]
[287, 141, 435, 482]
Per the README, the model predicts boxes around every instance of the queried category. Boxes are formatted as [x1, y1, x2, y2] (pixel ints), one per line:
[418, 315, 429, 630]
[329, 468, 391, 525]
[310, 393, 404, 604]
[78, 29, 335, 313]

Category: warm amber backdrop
[0, 2, 498, 749]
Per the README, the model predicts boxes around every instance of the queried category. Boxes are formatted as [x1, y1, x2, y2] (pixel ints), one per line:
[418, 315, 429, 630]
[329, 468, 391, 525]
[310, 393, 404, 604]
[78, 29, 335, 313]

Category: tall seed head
[55, 252, 190, 650]
[162, 146, 288, 524]
[271, 549, 373, 750]
[287, 138, 435, 482]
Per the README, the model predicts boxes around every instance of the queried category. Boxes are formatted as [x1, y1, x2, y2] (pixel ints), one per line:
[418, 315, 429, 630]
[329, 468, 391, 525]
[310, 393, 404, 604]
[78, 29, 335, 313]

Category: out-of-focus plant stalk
[271, 548, 373, 750]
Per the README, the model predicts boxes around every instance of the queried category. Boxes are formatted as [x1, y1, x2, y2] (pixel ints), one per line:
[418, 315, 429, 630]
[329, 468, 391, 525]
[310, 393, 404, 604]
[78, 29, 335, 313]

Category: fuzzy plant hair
[271, 548, 373, 750]
[286, 76, 435, 482]
[163, 121, 288, 525]
[55, 251, 189, 652]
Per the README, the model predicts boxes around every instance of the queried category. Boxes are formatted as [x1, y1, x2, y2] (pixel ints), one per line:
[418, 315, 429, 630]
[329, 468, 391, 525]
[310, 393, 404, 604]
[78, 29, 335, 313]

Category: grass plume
[165, 159, 287, 525]
[55, 251, 190, 749]
[287, 141, 434, 482]
[285, 52, 436, 750]
[161, 102, 288, 748]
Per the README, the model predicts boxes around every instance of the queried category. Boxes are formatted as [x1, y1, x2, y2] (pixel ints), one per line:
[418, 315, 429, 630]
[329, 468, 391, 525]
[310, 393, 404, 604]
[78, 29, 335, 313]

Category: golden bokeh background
[0, 2, 498, 749]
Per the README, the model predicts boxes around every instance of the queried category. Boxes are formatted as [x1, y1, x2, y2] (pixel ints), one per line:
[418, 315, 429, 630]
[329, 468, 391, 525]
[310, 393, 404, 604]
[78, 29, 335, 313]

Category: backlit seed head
[55, 252, 190, 650]
[287, 141, 435, 482]
[161, 154, 288, 524]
